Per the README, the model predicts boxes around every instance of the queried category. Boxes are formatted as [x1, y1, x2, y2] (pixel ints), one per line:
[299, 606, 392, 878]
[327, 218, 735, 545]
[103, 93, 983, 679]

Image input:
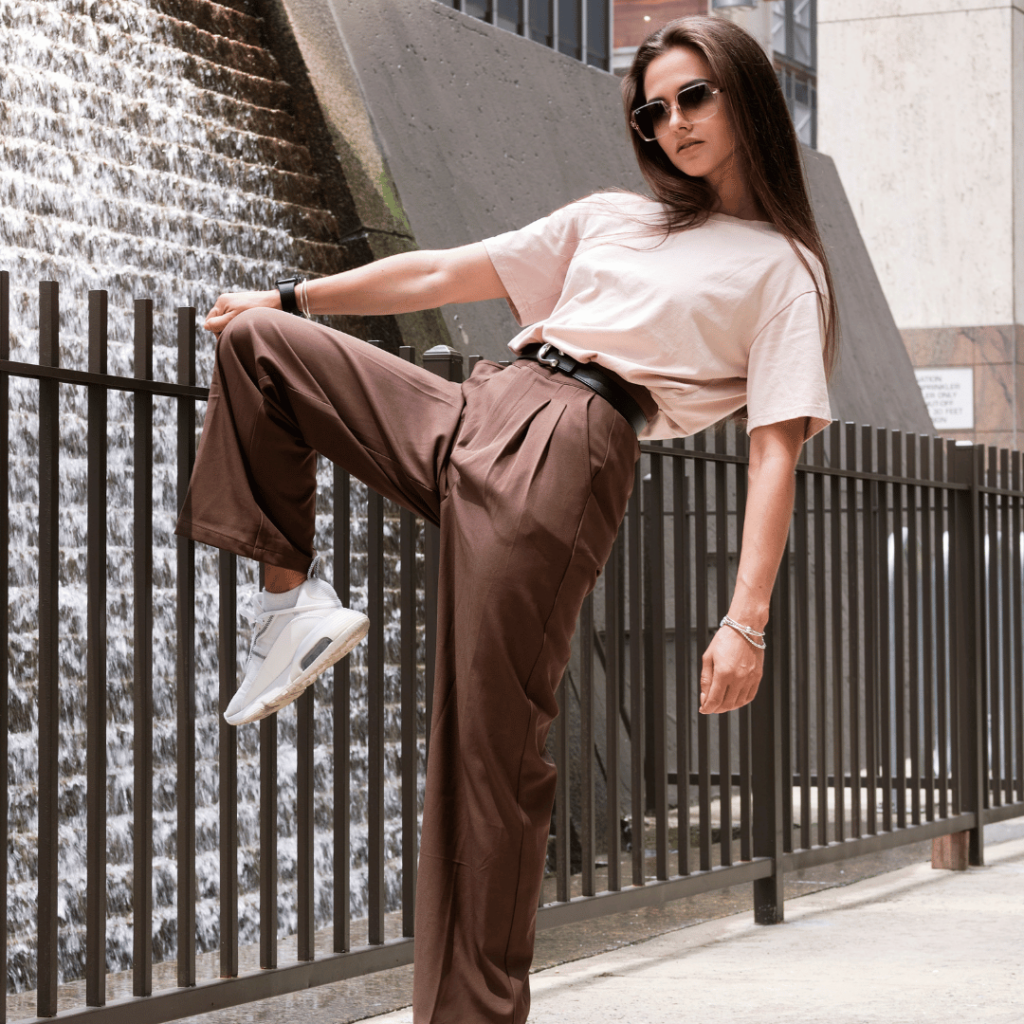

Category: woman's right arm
[203, 242, 508, 335]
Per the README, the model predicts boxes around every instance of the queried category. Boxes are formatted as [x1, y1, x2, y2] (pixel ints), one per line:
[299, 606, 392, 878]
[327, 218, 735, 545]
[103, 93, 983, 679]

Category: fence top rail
[639, 441, 977, 493]
[0, 359, 209, 401]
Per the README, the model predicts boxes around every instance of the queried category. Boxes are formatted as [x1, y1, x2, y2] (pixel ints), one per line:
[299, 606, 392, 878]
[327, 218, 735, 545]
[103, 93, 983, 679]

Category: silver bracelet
[299, 279, 312, 318]
[719, 615, 766, 650]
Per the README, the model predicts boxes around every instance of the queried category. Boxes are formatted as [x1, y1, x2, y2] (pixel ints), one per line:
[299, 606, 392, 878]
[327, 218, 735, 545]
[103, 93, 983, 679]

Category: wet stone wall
[1, 0, 423, 993]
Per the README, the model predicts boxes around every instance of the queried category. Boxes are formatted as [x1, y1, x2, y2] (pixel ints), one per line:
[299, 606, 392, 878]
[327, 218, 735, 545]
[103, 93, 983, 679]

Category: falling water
[1, 0, 421, 994]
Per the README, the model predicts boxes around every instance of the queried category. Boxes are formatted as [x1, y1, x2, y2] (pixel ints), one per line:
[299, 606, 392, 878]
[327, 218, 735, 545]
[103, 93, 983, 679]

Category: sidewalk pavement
[368, 821, 1024, 1024]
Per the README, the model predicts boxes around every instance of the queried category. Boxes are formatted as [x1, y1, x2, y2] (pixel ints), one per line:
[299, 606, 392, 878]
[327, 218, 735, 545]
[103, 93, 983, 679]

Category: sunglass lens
[634, 102, 668, 141]
[677, 83, 715, 122]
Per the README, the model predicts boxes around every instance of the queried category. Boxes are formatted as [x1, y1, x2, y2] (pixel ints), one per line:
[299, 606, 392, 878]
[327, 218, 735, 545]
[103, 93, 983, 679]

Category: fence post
[949, 441, 985, 867]
[86, 290, 108, 1007]
[0, 271, 7, 1024]
[752, 545, 787, 924]
[37, 280, 60, 1017]
[176, 308, 198, 985]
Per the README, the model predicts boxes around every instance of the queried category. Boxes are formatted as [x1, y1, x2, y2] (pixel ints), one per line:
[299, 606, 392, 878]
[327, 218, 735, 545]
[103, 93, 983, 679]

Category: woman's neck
[708, 166, 765, 222]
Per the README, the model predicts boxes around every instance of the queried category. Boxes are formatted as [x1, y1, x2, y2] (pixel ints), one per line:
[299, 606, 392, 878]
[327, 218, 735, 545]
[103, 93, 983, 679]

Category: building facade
[818, 0, 1023, 449]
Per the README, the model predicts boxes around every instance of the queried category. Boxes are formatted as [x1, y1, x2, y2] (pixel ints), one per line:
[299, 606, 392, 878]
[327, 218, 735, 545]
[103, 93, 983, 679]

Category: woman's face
[641, 45, 738, 195]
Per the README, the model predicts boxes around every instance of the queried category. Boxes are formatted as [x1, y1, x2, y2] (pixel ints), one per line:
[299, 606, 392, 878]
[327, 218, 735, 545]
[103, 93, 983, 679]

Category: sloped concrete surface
[366, 820, 1024, 1024]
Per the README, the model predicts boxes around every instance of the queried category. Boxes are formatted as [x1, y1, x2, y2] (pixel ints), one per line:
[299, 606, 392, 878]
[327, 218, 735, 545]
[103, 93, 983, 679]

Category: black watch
[276, 277, 301, 315]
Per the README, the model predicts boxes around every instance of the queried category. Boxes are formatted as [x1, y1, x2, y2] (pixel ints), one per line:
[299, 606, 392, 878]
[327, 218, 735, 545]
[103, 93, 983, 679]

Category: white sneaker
[225, 559, 369, 726]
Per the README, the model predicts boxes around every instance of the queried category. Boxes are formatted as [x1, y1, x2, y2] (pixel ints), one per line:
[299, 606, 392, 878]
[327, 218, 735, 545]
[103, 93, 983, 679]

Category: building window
[437, 0, 613, 71]
[772, 0, 816, 148]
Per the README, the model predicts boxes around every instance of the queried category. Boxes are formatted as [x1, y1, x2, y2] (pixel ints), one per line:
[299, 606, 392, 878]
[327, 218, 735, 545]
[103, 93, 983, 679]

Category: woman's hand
[203, 289, 280, 335]
[699, 625, 764, 714]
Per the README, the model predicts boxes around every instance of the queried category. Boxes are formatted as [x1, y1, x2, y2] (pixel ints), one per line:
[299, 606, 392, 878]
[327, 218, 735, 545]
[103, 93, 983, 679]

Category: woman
[177, 15, 836, 1024]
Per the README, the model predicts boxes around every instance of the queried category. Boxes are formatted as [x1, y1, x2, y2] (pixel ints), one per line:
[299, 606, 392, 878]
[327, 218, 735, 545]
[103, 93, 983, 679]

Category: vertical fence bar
[628, 464, 645, 885]
[693, 434, 712, 871]
[333, 466, 351, 952]
[877, 429, 893, 833]
[812, 434, 828, 847]
[892, 432, 907, 829]
[780, 525, 794, 853]
[605, 535, 622, 891]
[133, 299, 154, 996]
[367, 456, 386, 945]
[0, 272, 7, 1024]
[296, 682, 315, 960]
[935, 439, 950, 819]
[921, 441, 935, 822]
[673, 445, 690, 876]
[752, 548, 787, 924]
[1013, 451, 1023, 806]
[218, 550, 238, 977]
[176, 308, 197, 988]
[399, 347, 419, 934]
[794, 455, 811, 847]
[999, 449, 1013, 806]
[260, 707, 278, 968]
[829, 425, 845, 844]
[554, 674, 570, 903]
[907, 436, 921, 825]
[646, 452, 668, 879]
[713, 430, 731, 867]
[863, 426, 878, 834]
[37, 281, 60, 1019]
[735, 427, 751, 861]
[846, 425, 861, 838]
[951, 442, 985, 864]
[987, 448, 1000, 808]
[580, 593, 596, 896]
[86, 290, 108, 1006]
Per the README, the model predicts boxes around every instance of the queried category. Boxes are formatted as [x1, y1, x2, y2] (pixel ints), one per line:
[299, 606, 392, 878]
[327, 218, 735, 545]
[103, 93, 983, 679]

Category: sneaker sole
[228, 613, 370, 726]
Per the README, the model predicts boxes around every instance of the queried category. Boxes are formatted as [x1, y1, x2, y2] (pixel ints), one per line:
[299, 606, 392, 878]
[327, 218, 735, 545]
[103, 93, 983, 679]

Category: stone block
[931, 831, 970, 870]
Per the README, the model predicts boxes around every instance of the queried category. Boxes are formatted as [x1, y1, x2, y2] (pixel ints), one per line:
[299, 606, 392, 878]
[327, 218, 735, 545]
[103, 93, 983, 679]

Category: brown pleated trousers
[176, 308, 645, 1023]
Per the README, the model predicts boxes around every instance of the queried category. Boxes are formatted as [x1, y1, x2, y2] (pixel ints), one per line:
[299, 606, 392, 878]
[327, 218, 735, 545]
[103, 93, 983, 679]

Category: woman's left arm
[699, 417, 807, 714]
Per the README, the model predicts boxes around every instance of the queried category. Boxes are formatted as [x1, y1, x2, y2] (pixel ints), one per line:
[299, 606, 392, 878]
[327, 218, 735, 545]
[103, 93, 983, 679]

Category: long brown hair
[623, 16, 840, 378]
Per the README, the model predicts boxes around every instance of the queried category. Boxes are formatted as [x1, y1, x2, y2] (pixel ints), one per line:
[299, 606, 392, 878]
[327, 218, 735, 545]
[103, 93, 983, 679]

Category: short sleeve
[481, 202, 584, 326]
[745, 290, 832, 441]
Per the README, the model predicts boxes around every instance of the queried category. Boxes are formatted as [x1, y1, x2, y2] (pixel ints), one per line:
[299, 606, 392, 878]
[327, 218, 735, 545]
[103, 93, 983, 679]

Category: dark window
[772, 0, 817, 148]
[531, 0, 554, 47]
[497, 0, 521, 34]
[586, 0, 609, 68]
[438, 0, 611, 70]
[558, 0, 581, 60]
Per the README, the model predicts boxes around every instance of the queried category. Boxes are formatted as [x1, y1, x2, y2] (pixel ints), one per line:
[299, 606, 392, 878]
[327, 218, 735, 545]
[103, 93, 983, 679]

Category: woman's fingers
[699, 629, 763, 714]
[202, 289, 280, 334]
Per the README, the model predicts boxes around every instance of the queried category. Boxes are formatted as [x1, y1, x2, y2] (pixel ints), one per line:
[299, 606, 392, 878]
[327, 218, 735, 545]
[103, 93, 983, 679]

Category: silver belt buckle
[536, 342, 560, 368]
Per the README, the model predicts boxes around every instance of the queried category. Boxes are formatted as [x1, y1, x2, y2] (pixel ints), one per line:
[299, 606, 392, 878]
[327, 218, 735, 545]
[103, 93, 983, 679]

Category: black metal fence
[2, 278, 1022, 1023]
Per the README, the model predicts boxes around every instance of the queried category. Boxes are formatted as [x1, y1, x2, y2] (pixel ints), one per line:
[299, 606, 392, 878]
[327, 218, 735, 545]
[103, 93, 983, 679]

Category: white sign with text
[914, 367, 974, 430]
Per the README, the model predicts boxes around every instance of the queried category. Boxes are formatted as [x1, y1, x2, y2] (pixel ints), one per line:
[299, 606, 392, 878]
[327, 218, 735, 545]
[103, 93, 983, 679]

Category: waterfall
[1, 0, 419, 994]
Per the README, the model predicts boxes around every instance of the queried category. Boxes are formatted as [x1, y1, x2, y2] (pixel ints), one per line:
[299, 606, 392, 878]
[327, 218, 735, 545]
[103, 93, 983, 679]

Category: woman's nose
[668, 104, 692, 131]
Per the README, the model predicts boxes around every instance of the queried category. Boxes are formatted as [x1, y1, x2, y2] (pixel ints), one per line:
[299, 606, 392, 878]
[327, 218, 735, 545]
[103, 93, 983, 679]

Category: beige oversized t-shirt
[481, 191, 832, 441]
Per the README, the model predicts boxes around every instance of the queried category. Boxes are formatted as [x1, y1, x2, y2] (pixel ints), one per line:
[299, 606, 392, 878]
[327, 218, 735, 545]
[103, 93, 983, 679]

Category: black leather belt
[517, 343, 647, 435]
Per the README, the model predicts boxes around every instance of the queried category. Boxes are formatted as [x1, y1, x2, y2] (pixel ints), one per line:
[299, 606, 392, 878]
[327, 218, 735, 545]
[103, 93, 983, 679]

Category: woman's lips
[677, 140, 703, 153]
